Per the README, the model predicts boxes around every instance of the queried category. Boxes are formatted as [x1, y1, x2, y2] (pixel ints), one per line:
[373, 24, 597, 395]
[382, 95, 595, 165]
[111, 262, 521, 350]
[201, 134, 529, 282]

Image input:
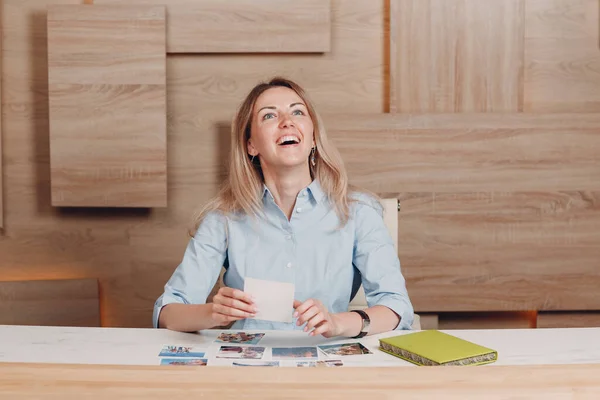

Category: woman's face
[247, 86, 315, 172]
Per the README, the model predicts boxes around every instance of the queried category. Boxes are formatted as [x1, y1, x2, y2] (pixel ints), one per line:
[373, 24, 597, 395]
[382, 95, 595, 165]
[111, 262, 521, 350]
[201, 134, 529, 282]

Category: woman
[154, 77, 414, 338]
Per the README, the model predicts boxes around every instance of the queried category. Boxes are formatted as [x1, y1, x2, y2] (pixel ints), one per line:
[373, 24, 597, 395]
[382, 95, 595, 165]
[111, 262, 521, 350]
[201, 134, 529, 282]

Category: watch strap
[350, 309, 370, 339]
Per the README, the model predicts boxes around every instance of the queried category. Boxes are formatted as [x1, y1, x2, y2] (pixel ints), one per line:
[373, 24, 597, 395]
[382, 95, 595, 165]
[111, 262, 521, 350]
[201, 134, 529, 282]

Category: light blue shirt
[153, 180, 414, 331]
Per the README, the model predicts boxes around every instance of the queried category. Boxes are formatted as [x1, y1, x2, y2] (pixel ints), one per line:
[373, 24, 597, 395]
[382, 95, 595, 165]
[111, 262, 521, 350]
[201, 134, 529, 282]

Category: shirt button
[286, 262, 293, 268]
[300, 191, 306, 197]
[296, 207, 302, 213]
[285, 235, 292, 240]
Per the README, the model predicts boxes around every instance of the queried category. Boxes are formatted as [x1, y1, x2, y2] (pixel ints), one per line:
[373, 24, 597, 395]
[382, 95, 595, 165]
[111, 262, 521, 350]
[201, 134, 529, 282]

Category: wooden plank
[47, 5, 167, 207]
[391, 0, 524, 112]
[538, 312, 600, 328]
[0, 278, 100, 326]
[93, 0, 331, 53]
[525, 0, 600, 111]
[392, 191, 600, 312]
[1, 363, 600, 398]
[325, 113, 600, 192]
[438, 312, 536, 330]
[0, 7, 3, 230]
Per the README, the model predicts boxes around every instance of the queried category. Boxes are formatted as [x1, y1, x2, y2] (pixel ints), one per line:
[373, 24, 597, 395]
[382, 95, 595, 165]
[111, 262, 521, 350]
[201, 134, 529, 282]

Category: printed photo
[232, 361, 280, 367]
[216, 345, 266, 359]
[215, 332, 265, 345]
[295, 360, 344, 367]
[158, 345, 205, 358]
[160, 358, 208, 366]
[318, 342, 372, 356]
[271, 347, 318, 359]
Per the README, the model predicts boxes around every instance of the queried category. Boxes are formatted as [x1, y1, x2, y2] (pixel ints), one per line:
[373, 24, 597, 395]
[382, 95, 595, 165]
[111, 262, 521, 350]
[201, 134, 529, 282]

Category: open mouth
[277, 135, 301, 147]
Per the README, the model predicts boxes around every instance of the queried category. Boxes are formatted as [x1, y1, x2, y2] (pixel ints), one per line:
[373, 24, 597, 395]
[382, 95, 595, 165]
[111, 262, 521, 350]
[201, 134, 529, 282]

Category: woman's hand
[293, 299, 341, 338]
[211, 287, 257, 326]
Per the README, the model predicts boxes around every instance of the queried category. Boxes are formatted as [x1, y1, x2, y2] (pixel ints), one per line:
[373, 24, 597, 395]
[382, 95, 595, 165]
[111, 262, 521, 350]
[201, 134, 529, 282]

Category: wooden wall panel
[0, 0, 385, 327]
[93, 0, 331, 54]
[393, 190, 600, 312]
[47, 5, 167, 207]
[391, 0, 524, 113]
[538, 312, 600, 328]
[438, 312, 536, 330]
[525, 0, 600, 111]
[326, 113, 600, 193]
[0, 278, 100, 326]
[325, 113, 600, 312]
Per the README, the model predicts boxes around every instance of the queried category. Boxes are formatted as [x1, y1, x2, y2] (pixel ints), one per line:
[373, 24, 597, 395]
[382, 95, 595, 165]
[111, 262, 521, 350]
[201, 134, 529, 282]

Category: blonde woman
[154, 77, 414, 338]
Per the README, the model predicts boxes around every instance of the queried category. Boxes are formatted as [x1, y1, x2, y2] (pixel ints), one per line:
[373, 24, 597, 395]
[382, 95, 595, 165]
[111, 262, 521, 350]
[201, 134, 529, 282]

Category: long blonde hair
[190, 77, 355, 236]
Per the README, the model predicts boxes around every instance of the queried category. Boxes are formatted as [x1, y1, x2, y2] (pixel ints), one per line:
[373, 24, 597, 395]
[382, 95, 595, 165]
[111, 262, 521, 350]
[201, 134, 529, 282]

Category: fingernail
[309, 332, 314, 337]
[253, 307, 259, 313]
[303, 327, 308, 332]
[293, 312, 298, 318]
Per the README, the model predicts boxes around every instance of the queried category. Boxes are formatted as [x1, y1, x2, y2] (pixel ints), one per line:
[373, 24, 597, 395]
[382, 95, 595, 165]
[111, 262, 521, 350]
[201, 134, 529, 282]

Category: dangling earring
[250, 155, 256, 164]
[310, 147, 316, 167]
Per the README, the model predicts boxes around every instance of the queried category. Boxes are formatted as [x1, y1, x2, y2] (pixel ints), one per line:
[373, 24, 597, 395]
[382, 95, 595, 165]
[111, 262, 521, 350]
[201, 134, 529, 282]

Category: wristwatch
[350, 309, 371, 338]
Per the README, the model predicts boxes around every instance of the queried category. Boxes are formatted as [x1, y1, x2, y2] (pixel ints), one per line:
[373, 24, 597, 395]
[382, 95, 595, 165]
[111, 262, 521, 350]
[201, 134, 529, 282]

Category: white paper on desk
[244, 277, 295, 323]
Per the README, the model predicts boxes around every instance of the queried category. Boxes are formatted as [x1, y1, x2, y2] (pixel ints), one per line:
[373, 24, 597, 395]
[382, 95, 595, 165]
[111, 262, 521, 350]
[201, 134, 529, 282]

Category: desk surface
[1, 325, 600, 399]
[1, 325, 599, 366]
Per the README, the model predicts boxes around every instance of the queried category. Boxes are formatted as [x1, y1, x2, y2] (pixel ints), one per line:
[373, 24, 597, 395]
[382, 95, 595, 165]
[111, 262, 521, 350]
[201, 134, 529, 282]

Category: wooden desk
[1, 325, 599, 399]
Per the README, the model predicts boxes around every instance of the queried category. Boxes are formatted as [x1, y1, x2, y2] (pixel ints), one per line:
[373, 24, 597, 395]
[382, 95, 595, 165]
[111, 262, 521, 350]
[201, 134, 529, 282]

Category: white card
[243, 277, 295, 323]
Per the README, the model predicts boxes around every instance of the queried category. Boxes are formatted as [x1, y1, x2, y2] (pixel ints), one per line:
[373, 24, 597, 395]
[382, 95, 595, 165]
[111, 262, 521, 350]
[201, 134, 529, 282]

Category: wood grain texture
[0, 278, 99, 326]
[0, 0, 385, 327]
[393, 191, 600, 312]
[47, 5, 167, 207]
[92, 0, 331, 53]
[525, 0, 600, 111]
[326, 113, 600, 192]
[538, 312, 600, 328]
[1, 362, 600, 398]
[438, 312, 536, 330]
[391, 0, 524, 112]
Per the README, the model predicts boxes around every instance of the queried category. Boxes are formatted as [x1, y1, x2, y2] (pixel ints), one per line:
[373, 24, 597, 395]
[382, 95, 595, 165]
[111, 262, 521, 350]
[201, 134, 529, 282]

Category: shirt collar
[262, 179, 326, 204]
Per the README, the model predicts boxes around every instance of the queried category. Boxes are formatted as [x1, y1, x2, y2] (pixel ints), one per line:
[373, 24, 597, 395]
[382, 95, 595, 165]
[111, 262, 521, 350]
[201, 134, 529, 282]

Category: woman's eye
[292, 109, 304, 115]
[262, 113, 275, 120]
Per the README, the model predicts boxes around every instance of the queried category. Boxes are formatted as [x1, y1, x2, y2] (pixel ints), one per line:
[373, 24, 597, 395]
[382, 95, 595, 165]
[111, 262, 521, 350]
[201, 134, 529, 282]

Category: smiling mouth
[277, 135, 301, 146]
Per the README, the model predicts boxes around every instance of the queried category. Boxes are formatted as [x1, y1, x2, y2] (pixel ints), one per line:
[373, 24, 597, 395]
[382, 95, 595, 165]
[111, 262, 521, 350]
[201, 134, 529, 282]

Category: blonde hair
[190, 77, 359, 236]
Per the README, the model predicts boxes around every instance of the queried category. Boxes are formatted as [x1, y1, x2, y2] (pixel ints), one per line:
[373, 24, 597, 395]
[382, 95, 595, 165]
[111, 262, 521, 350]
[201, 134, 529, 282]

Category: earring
[250, 155, 256, 164]
[310, 147, 316, 167]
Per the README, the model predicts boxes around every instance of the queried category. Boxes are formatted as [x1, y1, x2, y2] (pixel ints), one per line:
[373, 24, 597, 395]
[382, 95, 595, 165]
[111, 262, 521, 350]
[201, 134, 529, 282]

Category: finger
[213, 303, 255, 319]
[310, 320, 330, 337]
[293, 300, 302, 308]
[293, 299, 315, 317]
[217, 296, 258, 314]
[305, 313, 326, 332]
[221, 287, 255, 305]
[212, 311, 244, 325]
[296, 305, 320, 326]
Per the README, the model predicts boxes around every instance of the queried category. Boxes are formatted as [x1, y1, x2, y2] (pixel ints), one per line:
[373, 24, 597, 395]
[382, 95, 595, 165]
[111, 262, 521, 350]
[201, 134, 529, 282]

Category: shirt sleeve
[152, 211, 228, 328]
[352, 195, 415, 330]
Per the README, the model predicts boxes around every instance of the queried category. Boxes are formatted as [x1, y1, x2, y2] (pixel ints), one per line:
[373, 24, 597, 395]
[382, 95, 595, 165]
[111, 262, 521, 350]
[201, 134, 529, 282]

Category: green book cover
[379, 330, 498, 366]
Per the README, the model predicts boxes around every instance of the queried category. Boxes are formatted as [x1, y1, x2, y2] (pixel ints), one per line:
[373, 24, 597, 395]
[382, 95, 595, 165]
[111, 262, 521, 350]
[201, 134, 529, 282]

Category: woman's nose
[279, 113, 295, 128]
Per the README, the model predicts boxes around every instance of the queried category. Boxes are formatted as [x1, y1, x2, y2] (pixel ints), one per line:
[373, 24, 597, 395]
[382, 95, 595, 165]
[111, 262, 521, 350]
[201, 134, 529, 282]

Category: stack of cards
[158, 345, 208, 366]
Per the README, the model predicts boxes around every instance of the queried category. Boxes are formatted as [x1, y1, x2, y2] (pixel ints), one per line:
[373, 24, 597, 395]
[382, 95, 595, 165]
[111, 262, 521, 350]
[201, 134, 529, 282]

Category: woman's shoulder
[348, 189, 384, 217]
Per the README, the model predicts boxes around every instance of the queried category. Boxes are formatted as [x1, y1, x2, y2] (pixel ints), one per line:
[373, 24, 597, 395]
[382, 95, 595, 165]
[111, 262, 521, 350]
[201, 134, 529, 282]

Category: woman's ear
[247, 139, 258, 156]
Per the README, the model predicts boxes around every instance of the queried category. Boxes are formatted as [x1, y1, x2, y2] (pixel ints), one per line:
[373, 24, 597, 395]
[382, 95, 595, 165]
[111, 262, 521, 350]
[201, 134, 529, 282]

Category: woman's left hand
[293, 299, 340, 338]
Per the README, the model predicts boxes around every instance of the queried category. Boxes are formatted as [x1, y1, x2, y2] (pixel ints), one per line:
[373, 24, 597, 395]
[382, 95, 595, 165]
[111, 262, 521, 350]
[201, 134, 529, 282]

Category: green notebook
[379, 330, 498, 366]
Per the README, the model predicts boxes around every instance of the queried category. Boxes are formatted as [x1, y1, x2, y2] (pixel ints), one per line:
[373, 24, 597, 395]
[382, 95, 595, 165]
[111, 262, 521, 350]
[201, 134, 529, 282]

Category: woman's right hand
[211, 287, 257, 326]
